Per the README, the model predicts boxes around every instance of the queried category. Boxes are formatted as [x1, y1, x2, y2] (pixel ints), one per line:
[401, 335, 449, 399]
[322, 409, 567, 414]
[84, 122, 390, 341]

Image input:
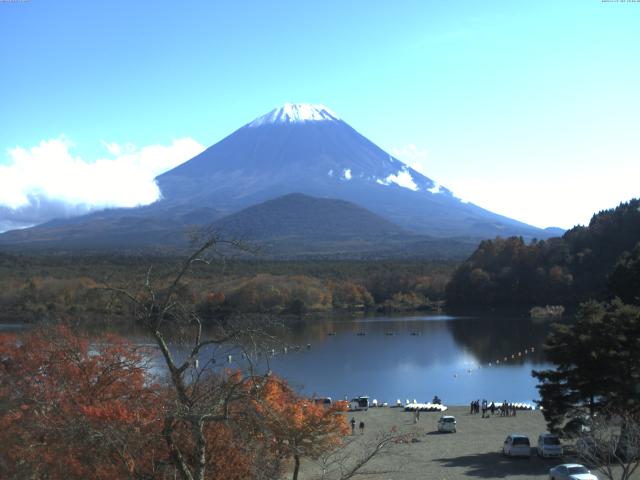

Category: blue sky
[1, 0, 639, 230]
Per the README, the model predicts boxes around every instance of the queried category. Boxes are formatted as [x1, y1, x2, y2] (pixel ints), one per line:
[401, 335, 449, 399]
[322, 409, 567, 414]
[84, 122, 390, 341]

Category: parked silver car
[548, 463, 598, 480]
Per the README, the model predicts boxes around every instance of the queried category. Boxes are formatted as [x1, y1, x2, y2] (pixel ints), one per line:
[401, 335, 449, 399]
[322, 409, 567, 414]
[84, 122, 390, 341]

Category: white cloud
[390, 144, 429, 175]
[376, 167, 419, 191]
[342, 168, 352, 180]
[427, 182, 442, 194]
[443, 173, 640, 230]
[0, 136, 205, 220]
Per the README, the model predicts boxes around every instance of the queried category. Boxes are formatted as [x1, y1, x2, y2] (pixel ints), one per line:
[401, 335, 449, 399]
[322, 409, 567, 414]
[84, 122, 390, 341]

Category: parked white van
[538, 433, 563, 458]
[350, 396, 369, 411]
[502, 434, 531, 457]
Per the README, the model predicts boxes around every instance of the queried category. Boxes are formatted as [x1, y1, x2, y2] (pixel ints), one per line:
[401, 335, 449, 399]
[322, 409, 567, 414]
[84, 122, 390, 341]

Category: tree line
[0, 256, 455, 323]
[446, 198, 640, 308]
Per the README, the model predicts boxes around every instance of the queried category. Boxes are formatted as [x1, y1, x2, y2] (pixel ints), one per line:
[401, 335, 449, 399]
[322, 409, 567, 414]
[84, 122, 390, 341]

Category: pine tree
[533, 300, 640, 435]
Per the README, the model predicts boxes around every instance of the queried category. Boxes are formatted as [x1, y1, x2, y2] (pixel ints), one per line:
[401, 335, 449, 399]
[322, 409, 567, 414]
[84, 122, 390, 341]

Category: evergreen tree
[533, 300, 640, 435]
[609, 242, 640, 305]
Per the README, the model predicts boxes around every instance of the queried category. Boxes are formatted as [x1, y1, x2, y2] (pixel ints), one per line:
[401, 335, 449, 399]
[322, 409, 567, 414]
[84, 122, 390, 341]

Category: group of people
[350, 417, 365, 434]
[469, 399, 518, 418]
[497, 400, 519, 417]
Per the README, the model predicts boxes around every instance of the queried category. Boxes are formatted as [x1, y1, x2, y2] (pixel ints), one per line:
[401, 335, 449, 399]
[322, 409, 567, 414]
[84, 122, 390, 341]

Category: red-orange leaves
[260, 378, 349, 461]
[0, 326, 163, 479]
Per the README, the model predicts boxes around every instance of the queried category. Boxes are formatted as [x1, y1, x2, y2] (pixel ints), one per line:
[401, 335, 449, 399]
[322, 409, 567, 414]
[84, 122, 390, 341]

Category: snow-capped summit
[152, 104, 552, 239]
[0, 101, 556, 251]
[248, 103, 340, 127]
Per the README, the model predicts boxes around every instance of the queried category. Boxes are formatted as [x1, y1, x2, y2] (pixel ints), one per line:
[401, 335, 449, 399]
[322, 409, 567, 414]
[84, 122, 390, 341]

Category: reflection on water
[1, 313, 555, 406]
[260, 313, 552, 405]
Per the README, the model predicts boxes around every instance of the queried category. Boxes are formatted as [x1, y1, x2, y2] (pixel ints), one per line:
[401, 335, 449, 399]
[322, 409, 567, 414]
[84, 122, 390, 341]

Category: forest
[2, 198, 639, 324]
[445, 199, 640, 308]
[0, 254, 455, 324]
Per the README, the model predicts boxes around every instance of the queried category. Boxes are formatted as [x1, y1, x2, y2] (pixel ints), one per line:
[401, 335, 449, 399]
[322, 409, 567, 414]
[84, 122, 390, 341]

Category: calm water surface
[2, 313, 554, 406]
[261, 313, 552, 405]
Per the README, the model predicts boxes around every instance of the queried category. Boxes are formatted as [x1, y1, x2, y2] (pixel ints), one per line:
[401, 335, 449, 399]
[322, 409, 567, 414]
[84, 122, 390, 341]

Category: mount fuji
[0, 103, 559, 255]
[154, 103, 544, 238]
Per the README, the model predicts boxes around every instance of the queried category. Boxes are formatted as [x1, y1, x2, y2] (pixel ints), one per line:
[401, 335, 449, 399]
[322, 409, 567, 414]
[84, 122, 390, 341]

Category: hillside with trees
[0, 254, 455, 324]
[445, 198, 640, 308]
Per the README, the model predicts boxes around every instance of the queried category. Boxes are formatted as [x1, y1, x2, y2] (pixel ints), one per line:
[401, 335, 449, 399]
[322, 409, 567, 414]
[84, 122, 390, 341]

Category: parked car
[313, 397, 332, 407]
[502, 434, 531, 457]
[548, 463, 598, 479]
[538, 433, 563, 458]
[437, 415, 456, 433]
[349, 396, 369, 411]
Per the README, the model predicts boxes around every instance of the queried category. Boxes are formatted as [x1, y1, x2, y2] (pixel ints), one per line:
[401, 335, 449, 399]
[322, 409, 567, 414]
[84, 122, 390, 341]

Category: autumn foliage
[0, 326, 349, 479]
[0, 325, 162, 479]
[259, 378, 349, 480]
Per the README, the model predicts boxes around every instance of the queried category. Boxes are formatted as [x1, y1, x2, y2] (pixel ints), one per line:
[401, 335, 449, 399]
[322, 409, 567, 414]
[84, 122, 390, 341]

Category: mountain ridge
[0, 103, 562, 255]
[154, 104, 548, 239]
[0, 193, 479, 259]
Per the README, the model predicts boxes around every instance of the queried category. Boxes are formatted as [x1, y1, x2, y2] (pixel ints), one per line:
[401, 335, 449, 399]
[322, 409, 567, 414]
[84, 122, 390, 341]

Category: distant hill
[0, 193, 478, 259]
[445, 198, 640, 307]
[210, 193, 479, 258]
[213, 193, 408, 240]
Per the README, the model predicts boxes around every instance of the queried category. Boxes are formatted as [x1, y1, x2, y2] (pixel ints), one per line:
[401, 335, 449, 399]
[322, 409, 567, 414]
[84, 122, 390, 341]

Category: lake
[258, 313, 553, 406]
[1, 313, 555, 406]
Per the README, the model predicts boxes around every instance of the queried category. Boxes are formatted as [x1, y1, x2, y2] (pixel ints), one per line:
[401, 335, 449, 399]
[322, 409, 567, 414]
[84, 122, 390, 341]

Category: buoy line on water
[451, 345, 538, 379]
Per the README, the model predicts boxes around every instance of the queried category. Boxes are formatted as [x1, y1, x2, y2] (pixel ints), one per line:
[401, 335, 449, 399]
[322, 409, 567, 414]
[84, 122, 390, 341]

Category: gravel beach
[297, 406, 638, 480]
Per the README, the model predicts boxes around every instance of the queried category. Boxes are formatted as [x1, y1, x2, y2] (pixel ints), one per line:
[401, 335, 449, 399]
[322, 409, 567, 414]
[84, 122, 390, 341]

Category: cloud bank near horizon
[390, 142, 639, 230]
[0, 137, 205, 231]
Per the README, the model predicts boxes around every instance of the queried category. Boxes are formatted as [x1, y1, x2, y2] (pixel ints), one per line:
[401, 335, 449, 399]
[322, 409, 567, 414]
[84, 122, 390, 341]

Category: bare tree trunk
[163, 417, 195, 480]
[292, 454, 301, 480]
[195, 418, 207, 480]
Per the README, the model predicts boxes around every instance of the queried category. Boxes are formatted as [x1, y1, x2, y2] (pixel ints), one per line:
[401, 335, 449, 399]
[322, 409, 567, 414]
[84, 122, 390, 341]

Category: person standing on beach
[350, 417, 356, 434]
[490, 402, 495, 416]
[481, 399, 488, 418]
[359, 420, 365, 434]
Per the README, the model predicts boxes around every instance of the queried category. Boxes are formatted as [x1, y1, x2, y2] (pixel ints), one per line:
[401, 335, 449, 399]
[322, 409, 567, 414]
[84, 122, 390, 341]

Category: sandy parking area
[297, 406, 637, 480]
